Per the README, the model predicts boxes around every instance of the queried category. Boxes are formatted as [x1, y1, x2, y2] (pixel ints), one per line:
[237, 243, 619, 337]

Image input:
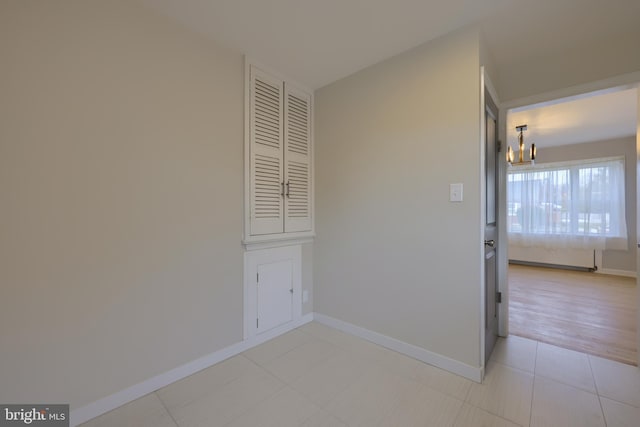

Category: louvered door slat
[284, 85, 312, 232]
[250, 66, 284, 235]
[247, 62, 313, 239]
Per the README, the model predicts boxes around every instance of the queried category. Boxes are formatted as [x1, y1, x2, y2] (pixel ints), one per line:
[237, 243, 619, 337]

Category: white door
[249, 66, 285, 236]
[244, 245, 302, 340]
[256, 259, 293, 334]
[283, 84, 312, 232]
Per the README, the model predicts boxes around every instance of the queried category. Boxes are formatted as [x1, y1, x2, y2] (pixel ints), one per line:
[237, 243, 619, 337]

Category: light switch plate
[450, 183, 463, 202]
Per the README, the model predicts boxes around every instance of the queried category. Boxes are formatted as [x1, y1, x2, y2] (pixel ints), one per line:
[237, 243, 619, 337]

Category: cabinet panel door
[256, 259, 293, 334]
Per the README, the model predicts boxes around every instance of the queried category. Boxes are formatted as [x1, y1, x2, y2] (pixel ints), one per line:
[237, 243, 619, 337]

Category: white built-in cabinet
[243, 60, 312, 339]
[244, 61, 314, 243]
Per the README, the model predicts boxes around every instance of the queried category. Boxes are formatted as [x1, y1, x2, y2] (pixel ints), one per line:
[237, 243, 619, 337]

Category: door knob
[484, 240, 495, 248]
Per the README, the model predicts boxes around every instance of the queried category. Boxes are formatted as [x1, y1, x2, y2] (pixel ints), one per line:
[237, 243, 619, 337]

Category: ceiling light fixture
[507, 124, 535, 166]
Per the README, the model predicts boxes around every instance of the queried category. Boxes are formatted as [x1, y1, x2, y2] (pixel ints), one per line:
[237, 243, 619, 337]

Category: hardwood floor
[508, 264, 638, 365]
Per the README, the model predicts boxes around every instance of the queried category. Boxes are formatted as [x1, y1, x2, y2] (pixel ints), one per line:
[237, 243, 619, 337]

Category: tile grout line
[455, 358, 530, 427]
[450, 400, 465, 426]
[295, 324, 351, 351]
[532, 345, 599, 394]
[462, 375, 472, 403]
[587, 355, 608, 426]
[528, 340, 539, 427]
[82, 325, 633, 427]
[238, 353, 290, 394]
[244, 331, 312, 367]
[154, 392, 181, 427]
[216, 354, 289, 426]
[462, 357, 503, 419]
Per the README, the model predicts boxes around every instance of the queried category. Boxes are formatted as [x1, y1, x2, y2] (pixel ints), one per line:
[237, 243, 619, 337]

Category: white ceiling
[142, 0, 640, 90]
[480, 0, 640, 71]
[507, 88, 638, 149]
[142, 0, 506, 89]
[141, 0, 639, 146]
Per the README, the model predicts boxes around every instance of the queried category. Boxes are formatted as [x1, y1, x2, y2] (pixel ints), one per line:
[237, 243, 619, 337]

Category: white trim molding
[70, 312, 489, 426]
[243, 234, 314, 251]
[501, 71, 640, 111]
[594, 250, 636, 277]
[595, 268, 637, 278]
[314, 313, 483, 383]
[70, 313, 313, 426]
[479, 66, 487, 368]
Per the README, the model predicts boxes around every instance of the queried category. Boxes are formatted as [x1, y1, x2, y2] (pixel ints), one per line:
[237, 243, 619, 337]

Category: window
[245, 62, 313, 242]
[507, 156, 627, 250]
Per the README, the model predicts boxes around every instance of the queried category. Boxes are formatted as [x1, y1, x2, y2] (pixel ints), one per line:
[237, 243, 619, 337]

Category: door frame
[497, 71, 640, 365]
[480, 67, 502, 369]
[485, 80, 500, 363]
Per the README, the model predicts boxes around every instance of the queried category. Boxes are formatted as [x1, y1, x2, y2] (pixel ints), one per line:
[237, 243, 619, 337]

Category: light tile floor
[81, 322, 640, 427]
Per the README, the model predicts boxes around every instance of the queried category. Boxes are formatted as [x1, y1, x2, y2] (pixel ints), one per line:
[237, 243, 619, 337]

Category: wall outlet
[302, 290, 309, 303]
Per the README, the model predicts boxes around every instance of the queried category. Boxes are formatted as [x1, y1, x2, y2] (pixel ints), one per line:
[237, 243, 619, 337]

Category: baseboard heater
[508, 246, 596, 272]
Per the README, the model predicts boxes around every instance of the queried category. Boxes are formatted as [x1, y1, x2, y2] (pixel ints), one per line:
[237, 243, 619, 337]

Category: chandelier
[507, 124, 536, 166]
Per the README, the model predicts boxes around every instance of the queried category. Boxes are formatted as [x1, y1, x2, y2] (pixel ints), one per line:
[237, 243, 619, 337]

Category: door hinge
[496, 292, 502, 303]
[497, 140, 502, 153]
[256, 272, 259, 283]
[289, 288, 293, 294]
[256, 318, 259, 328]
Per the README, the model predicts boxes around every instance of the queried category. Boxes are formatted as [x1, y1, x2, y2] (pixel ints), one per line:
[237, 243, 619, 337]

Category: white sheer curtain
[507, 156, 627, 250]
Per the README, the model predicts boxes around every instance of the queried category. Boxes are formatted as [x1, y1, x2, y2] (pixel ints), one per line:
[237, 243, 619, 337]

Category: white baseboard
[313, 313, 483, 383]
[71, 311, 484, 425]
[595, 268, 636, 278]
[70, 313, 314, 426]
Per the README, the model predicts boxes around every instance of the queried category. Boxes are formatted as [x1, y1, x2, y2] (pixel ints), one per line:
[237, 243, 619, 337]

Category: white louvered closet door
[283, 85, 312, 232]
[250, 67, 284, 235]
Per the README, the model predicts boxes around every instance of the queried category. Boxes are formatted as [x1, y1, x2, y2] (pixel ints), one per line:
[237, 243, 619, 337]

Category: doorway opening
[509, 264, 636, 365]
[504, 87, 638, 366]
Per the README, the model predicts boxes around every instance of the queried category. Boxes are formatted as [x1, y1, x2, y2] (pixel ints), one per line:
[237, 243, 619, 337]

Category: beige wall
[0, 0, 248, 409]
[5, 0, 635, 414]
[479, 32, 499, 98]
[314, 29, 483, 367]
[535, 137, 637, 273]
